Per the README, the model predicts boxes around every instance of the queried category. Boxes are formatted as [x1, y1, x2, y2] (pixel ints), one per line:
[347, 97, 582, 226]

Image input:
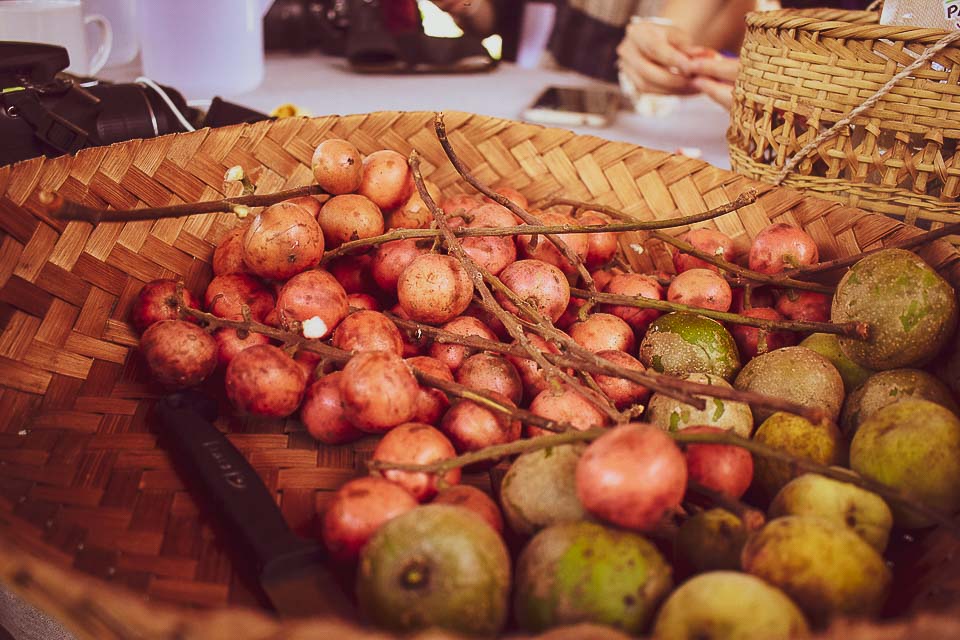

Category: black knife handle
[154, 392, 310, 574]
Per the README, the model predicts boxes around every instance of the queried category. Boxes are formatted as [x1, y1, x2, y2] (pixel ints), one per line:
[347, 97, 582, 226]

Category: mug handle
[84, 13, 113, 75]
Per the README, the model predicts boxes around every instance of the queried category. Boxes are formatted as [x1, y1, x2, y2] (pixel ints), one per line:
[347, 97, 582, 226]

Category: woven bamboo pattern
[1, 111, 959, 638]
[729, 8, 960, 226]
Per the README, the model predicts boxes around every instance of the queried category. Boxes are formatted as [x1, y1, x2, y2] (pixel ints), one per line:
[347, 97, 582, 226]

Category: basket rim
[746, 8, 958, 43]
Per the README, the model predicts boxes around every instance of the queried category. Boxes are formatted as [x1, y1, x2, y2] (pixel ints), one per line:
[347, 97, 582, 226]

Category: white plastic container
[136, 0, 273, 99]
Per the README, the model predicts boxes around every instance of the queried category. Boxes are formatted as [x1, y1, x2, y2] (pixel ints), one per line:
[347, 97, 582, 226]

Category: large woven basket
[729, 8, 960, 227]
[2, 111, 960, 638]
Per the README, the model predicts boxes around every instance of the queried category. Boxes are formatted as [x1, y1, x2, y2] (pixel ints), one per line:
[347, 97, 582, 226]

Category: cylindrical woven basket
[1, 111, 960, 639]
[729, 8, 960, 227]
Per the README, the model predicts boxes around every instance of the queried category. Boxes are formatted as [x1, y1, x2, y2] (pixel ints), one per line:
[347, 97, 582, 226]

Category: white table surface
[218, 53, 733, 169]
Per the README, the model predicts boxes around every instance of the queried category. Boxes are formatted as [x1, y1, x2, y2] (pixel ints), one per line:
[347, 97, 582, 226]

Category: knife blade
[153, 391, 354, 619]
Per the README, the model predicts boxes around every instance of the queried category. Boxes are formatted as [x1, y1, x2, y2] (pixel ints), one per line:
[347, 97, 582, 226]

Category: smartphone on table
[523, 86, 622, 128]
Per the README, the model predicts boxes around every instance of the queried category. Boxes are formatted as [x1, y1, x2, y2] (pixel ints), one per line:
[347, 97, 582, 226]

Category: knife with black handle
[153, 391, 354, 619]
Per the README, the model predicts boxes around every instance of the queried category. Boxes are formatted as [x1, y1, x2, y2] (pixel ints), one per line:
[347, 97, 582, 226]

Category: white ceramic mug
[0, 0, 113, 76]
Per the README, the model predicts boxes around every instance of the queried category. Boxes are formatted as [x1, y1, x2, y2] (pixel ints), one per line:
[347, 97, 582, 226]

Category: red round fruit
[212, 226, 248, 276]
[131, 279, 198, 333]
[284, 195, 322, 219]
[276, 270, 349, 339]
[358, 149, 414, 211]
[748, 223, 819, 275]
[455, 353, 523, 405]
[576, 423, 687, 531]
[372, 422, 461, 501]
[347, 293, 380, 311]
[225, 344, 307, 417]
[594, 350, 650, 409]
[591, 268, 620, 293]
[406, 356, 454, 425]
[729, 307, 797, 360]
[672, 228, 736, 273]
[433, 485, 504, 534]
[371, 238, 429, 293]
[485, 185, 528, 210]
[214, 328, 271, 368]
[397, 254, 474, 325]
[440, 193, 482, 220]
[600, 273, 664, 336]
[387, 180, 442, 230]
[242, 201, 324, 280]
[204, 273, 274, 322]
[140, 320, 217, 388]
[506, 332, 564, 401]
[327, 254, 375, 296]
[440, 394, 521, 455]
[339, 351, 418, 432]
[300, 372, 365, 445]
[578, 210, 619, 269]
[311, 138, 363, 195]
[428, 316, 498, 372]
[667, 268, 733, 313]
[321, 476, 417, 563]
[317, 194, 385, 249]
[467, 203, 519, 229]
[496, 259, 570, 323]
[527, 385, 608, 437]
[568, 313, 635, 353]
[516, 212, 590, 275]
[461, 234, 517, 276]
[775, 290, 830, 323]
[682, 425, 754, 499]
[332, 310, 403, 356]
[391, 303, 424, 358]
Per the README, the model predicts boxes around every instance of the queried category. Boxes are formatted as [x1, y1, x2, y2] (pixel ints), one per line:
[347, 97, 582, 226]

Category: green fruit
[831, 248, 958, 370]
[638, 312, 740, 381]
[734, 346, 844, 424]
[514, 521, 672, 634]
[357, 504, 510, 636]
[646, 373, 753, 437]
[799, 332, 874, 392]
[752, 412, 846, 500]
[769, 473, 893, 552]
[500, 444, 589, 536]
[674, 508, 748, 573]
[850, 398, 960, 529]
[841, 368, 958, 438]
[741, 516, 891, 627]
[652, 571, 809, 640]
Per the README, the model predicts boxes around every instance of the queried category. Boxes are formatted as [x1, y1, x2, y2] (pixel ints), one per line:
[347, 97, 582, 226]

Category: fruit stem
[571, 288, 871, 341]
[37, 185, 329, 224]
[409, 152, 628, 424]
[434, 112, 599, 297]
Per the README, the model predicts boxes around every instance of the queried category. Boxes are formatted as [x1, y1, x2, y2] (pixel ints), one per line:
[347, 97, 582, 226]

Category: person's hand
[616, 20, 700, 96]
[432, 0, 485, 20]
[431, 0, 495, 35]
[687, 53, 740, 110]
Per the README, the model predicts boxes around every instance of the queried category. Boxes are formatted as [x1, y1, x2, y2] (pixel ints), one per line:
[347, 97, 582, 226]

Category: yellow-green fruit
[674, 508, 748, 573]
[357, 505, 511, 636]
[769, 473, 893, 552]
[741, 516, 891, 627]
[831, 248, 958, 370]
[799, 332, 874, 393]
[840, 368, 958, 438]
[500, 444, 589, 536]
[752, 412, 846, 500]
[638, 312, 741, 381]
[652, 571, 810, 640]
[734, 346, 845, 424]
[850, 398, 960, 529]
[646, 373, 754, 438]
[514, 521, 672, 634]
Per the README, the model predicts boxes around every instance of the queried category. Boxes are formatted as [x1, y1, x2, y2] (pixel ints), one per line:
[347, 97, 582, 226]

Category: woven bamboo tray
[729, 8, 960, 227]
[1, 111, 960, 638]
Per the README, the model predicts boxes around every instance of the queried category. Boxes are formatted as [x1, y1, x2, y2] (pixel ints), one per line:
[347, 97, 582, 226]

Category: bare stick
[38, 185, 329, 224]
[433, 113, 598, 297]
[571, 288, 871, 341]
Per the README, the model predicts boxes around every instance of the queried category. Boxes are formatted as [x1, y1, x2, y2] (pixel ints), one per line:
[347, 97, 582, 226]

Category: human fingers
[692, 76, 734, 110]
[621, 45, 698, 94]
[625, 22, 693, 75]
[687, 55, 741, 83]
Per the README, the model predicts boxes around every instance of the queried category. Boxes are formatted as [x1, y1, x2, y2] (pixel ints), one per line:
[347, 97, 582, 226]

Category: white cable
[134, 76, 196, 132]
